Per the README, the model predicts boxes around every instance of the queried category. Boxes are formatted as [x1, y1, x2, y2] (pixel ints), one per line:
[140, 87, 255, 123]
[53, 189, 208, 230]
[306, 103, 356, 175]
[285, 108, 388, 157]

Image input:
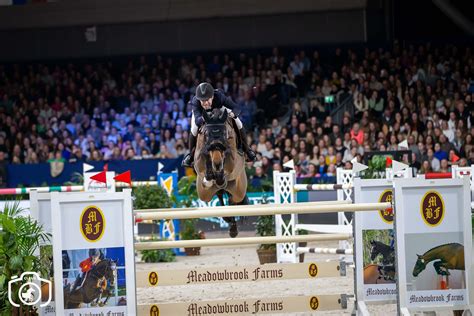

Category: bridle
[201, 109, 231, 189]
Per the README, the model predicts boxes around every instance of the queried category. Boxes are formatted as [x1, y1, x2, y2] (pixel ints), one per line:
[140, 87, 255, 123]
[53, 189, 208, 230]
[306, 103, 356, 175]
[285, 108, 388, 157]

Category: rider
[71, 248, 102, 292]
[182, 82, 257, 167]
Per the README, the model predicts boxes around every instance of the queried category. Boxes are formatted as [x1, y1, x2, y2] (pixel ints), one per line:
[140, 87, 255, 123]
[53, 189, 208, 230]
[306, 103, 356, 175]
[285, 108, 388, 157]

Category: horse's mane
[422, 242, 463, 256]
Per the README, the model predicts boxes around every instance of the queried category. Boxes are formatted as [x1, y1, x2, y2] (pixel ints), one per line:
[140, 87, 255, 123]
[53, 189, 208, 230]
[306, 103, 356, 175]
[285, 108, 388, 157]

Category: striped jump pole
[134, 233, 352, 250]
[134, 201, 392, 221]
[0, 185, 83, 195]
[297, 247, 353, 255]
[293, 183, 352, 191]
[0, 181, 158, 196]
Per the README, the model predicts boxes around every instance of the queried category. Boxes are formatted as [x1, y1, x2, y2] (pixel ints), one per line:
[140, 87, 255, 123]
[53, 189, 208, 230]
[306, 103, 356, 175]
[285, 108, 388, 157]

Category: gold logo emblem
[80, 205, 105, 242]
[378, 190, 393, 223]
[148, 271, 159, 286]
[150, 305, 160, 316]
[420, 191, 444, 227]
[308, 263, 318, 278]
[309, 296, 319, 310]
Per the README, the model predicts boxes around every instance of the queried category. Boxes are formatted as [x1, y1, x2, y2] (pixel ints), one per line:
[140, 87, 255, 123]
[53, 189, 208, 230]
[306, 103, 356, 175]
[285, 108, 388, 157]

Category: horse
[363, 264, 395, 284]
[194, 107, 248, 237]
[370, 240, 394, 266]
[64, 258, 117, 308]
[413, 243, 464, 277]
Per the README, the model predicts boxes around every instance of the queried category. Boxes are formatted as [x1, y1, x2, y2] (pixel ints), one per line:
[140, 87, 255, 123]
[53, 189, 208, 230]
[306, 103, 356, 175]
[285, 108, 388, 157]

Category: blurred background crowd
[0, 42, 473, 187]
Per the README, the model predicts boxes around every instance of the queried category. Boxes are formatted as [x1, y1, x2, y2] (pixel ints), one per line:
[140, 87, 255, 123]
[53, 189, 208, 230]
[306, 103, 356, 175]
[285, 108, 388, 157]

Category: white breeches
[190, 107, 242, 136]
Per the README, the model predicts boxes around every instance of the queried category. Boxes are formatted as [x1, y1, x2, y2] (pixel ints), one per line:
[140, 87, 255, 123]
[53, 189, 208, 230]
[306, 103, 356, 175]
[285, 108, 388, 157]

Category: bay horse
[194, 107, 249, 237]
[64, 258, 117, 308]
[413, 243, 464, 277]
[363, 264, 395, 284]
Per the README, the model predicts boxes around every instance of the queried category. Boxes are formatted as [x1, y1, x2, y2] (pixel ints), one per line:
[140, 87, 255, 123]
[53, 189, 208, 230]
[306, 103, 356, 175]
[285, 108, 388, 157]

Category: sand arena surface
[135, 231, 399, 315]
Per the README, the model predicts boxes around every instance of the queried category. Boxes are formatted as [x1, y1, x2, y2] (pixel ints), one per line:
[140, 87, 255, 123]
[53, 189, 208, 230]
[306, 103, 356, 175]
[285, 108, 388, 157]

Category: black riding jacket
[190, 89, 240, 127]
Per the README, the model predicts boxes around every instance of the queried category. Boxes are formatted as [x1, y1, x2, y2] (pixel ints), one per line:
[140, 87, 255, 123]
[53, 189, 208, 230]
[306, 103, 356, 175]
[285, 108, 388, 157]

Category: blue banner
[6, 158, 184, 187]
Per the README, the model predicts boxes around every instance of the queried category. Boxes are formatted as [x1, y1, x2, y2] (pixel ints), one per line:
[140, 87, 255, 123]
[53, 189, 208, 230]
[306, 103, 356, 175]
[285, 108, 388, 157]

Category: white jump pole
[134, 199, 350, 213]
[134, 233, 352, 250]
[135, 202, 391, 221]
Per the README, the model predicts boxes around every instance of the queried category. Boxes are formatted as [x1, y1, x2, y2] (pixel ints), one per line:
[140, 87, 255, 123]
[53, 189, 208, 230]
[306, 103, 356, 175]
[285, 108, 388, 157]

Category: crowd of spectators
[0, 41, 473, 188]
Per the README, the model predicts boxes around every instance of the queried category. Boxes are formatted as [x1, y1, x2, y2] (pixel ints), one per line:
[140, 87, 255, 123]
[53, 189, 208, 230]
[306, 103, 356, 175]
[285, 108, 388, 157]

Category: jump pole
[134, 233, 352, 250]
[135, 201, 392, 221]
[297, 247, 354, 255]
[293, 184, 352, 191]
[134, 199, 351, 213]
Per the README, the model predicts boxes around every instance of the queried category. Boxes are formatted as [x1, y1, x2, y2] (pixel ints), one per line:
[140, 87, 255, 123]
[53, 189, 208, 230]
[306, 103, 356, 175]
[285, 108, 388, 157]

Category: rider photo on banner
[394, 178, 473, 313]
[61, 247, 126, 309]
[50, 190, 136, 315]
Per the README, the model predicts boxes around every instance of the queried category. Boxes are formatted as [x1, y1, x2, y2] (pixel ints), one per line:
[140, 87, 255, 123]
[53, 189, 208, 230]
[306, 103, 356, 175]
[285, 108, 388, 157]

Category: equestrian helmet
[196, 83, 214, 101]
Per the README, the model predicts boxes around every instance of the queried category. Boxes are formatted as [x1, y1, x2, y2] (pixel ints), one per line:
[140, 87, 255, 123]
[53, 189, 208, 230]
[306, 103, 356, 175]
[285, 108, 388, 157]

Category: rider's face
[200, 97, 213, 110]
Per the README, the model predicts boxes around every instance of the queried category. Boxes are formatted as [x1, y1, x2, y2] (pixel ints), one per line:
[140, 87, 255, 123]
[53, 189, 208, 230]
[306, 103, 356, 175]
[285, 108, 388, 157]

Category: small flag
[114, 171, 131, 186]
[158, 162, 164, 174]
[283, 160, 295, 170]
[392, 160, 409, 173]
[103, 163, 109, 172]
[398, 139, 409, 149]
[90, 171, 107, 184]
[351, 158, 369, 173]
[83, 163, 94, 173]
[386, 157, 393, 168]
[451, 153, 460, 162]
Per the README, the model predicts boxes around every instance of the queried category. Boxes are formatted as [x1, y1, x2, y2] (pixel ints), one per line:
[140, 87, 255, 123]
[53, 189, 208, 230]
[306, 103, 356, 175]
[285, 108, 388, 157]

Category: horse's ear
[416, 254, 421, 258]
[219, 109, 228, 122]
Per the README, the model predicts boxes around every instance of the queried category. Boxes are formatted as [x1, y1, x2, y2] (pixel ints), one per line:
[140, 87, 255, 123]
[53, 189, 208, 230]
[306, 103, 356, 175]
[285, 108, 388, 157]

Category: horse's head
[202, 108, 230, 186]
[97, 259, 117, 286]
[412, 254, 426, 277]
[370, 240, 378, 261]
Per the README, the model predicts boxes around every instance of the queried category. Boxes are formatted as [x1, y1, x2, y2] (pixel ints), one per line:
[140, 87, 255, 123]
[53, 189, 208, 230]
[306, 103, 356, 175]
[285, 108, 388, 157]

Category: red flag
[91, 171, 107, 184]
[114, 170, 131, 186]
[386, 156, 393, 168]
[103, 163, 109, 172]
[452, 153, 460, 162]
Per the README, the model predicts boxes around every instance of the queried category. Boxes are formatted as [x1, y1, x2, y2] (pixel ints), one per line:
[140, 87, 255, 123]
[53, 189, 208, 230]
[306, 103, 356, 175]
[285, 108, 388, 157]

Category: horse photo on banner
[353, 178, 397, 313]
[393, 177, 473, 315]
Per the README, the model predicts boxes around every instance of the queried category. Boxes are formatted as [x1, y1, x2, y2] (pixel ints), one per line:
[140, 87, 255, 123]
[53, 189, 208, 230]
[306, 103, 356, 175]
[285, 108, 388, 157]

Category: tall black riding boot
[182, 134, 197, 167]
[238, 128, 257, 162]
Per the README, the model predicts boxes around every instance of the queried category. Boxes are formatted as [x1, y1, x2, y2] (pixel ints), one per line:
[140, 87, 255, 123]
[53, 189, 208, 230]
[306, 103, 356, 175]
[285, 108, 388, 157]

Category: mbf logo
[378, 190, 393, 224]
[308, 263, 318, 278]
[420, 191, 445, 227]
[80, 205, 106, 242]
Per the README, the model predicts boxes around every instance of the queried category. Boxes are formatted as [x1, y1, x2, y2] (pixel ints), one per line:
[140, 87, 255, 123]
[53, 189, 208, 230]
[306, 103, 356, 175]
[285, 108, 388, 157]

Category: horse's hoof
[229, 222, 238, 238]
[99, 302, 105, 307]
